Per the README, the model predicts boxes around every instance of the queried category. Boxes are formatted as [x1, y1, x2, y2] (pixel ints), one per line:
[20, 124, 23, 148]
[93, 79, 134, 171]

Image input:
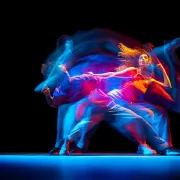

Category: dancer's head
[117, 43, 152, 68]
[138, 54, 149, 68]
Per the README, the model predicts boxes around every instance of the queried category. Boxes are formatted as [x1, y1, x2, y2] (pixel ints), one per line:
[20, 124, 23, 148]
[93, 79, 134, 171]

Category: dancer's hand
[43, 86, 50, 96]
[59, 65, 67, 73]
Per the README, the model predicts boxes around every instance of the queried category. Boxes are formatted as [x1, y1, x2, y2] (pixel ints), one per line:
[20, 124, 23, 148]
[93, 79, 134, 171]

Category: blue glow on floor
[0, 154, 180, 180]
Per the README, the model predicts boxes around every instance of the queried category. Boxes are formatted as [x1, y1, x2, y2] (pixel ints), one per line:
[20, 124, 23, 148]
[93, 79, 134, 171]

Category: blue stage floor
[0, 154, 180, 180]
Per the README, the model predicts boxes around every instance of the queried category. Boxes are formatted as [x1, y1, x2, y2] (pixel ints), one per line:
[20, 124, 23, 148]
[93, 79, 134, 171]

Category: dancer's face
[138, 54, 149, 67]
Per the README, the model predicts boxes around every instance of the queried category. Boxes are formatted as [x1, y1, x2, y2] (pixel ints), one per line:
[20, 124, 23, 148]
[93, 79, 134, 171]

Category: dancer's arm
[146, 42, 174, 88]
[88, 67, 137, 77]
[43, 86, 54, 107]
[148, 63, 172, 88]
[59, 65, 72, 82]
[43, 86, 68, 108]
[155, 64, 172, 88]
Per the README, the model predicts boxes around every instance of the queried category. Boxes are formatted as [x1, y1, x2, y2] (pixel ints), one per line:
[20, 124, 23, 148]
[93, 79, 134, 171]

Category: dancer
[60, 40, 180, 155]
[37, 29, 179, 155]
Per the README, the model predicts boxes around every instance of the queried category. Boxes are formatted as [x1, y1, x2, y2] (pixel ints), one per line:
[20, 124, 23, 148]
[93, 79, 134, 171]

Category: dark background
[3, 15, 180, 154]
